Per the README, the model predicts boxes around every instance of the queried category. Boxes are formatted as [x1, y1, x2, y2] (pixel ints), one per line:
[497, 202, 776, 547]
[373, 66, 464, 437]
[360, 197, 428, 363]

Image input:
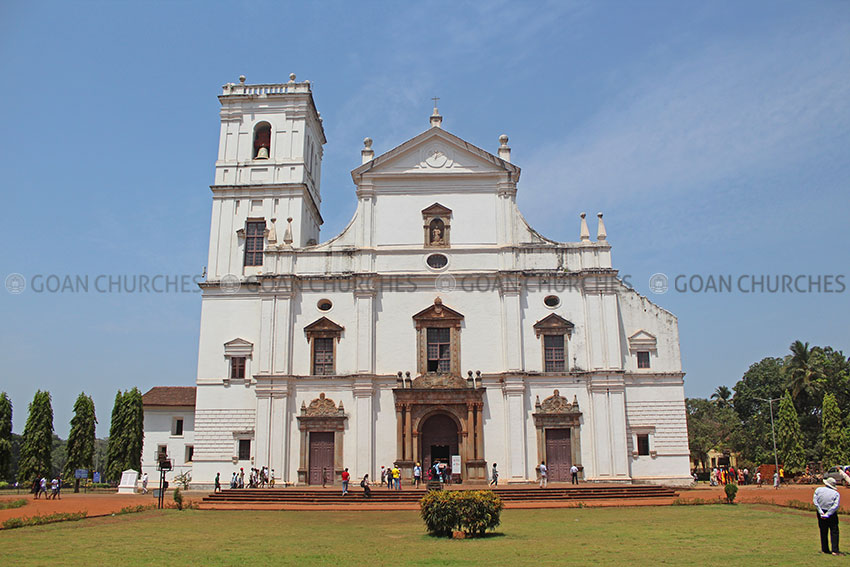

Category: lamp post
[756, 397, 781, 485]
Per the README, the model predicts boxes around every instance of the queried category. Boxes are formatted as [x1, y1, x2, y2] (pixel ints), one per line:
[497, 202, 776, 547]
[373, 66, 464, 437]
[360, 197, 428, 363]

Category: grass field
[0, 504, 841, 566]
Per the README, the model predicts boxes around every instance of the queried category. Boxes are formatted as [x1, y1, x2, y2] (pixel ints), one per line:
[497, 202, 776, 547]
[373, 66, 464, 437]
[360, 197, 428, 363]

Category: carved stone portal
[297, 393, 347, 484]
[532, 390, 582, 481]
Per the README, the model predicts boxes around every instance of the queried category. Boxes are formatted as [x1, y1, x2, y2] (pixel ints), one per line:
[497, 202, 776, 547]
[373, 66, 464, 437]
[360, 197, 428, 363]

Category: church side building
[143, 75, 691, 488]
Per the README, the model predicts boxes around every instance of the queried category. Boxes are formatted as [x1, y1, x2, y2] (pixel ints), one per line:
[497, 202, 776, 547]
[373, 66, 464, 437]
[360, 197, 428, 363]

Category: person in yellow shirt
[391, 466, 401, 490]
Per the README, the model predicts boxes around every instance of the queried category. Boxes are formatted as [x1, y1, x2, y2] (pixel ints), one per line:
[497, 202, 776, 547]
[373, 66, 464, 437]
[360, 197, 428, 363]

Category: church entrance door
[545, 428, 572, 482]
[420, 414, 459, 476]
[308, 431, 334, 485]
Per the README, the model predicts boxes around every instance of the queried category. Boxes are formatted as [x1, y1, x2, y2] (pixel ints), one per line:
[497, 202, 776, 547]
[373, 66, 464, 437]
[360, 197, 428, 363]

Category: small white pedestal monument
[117, 469, 139, 494]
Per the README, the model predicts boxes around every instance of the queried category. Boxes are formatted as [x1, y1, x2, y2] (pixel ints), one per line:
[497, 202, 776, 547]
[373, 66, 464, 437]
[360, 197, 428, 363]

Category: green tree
[105, 390, 125, 482]
[64, 393, 97, 491]
[0, 393, 12, 481]
[776, 390, 806, 473]
[821, 393, 846, 467]
[731, 357, 785, 465]
[710, 386, 733, 408]
[687, 398, 741, 472]
[123, 388, 144, 472]
[786, 341, 825, 402]
[17, 391, 54, 483]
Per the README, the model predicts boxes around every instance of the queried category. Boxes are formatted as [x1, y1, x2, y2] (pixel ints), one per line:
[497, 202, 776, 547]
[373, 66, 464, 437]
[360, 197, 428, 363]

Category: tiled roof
[142, 386, 196, 407]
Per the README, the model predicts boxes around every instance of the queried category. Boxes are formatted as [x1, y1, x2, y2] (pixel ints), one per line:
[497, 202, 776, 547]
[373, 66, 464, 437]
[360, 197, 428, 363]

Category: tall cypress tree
[122, 388, 144, 472]
[105, 390, 125, 482]
[64, 393, 97, 491]
[0, 393, 12, 481]
[776, 390, 806, 473]
[821, 393, 842, 467]
[17, 391, 54, 483]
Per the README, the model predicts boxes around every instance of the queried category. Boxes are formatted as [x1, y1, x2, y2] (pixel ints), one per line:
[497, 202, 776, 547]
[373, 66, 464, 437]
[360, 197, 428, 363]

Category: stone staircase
[201, 484, 678, 508]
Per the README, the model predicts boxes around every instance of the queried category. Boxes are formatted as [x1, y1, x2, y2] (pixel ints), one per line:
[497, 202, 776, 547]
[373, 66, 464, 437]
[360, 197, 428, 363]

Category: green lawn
[0, 505, 840, 566]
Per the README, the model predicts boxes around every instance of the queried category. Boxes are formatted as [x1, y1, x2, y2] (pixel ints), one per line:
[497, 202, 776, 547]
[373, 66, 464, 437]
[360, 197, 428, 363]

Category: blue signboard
[93, 472, 101, 483]
[75, 469, 88, 479]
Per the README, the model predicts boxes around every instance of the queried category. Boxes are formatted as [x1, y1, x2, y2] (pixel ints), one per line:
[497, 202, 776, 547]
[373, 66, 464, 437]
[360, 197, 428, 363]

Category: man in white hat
[813, 477, 841, 555]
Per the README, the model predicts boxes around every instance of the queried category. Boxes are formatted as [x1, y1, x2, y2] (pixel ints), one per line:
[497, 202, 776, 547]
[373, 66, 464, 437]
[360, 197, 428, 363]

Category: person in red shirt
[341, 468, 350, 495]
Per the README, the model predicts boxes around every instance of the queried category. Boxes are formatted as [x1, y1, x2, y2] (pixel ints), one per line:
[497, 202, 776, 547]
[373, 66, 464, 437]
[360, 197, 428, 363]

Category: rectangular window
[637, 434, 650, 456]
[312, 337, 334, 375]
[157, 445, 168, 460]
[238, 439, 251, 461]
[426, 327, 451, 373]
[185, 446, 194, 463]
[231, 356, 246, 379]
[543, 335, 565, 372]
[244, 220, 266, 266]
[172, 418, 184, 436]
[637, 351, 651, 369]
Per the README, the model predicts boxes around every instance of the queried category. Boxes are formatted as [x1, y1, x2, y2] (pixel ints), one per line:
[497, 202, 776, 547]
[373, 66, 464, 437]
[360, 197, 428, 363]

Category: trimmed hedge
[420, 490, 503, 537]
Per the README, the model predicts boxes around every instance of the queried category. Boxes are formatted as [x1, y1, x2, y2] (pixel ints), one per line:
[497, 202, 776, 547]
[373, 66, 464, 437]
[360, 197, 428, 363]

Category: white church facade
[142, 74, 691, 488]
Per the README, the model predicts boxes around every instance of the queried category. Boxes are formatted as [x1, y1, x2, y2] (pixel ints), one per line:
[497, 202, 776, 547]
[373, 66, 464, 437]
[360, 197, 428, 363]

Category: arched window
[253, 122, 271, 159]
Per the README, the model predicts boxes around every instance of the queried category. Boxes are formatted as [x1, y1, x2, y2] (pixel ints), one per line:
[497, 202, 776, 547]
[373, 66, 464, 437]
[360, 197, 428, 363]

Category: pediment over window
[412, 297, 464, 329]
[533, 313, 574, 338]
[304, 317, 344, 341]
[628, 330, 657, 351]
[224, 338, 254, 357]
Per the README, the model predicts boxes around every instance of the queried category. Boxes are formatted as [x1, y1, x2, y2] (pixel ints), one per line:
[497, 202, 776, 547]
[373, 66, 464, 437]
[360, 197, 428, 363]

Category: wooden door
[308, 432, 334, 485]
[545, 428, 572, 482]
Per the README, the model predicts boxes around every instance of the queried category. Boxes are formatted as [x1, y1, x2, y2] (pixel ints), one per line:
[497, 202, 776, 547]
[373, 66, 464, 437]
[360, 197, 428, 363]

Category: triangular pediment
[533, 313, 574, 337]
[351, 127, 521, 180]
[412, 297, 464, 327]
[224, 338, 253, 347]
[628, 330, 658, 350]
[304, 317, 345, 333]
[421, 202, 453, 217]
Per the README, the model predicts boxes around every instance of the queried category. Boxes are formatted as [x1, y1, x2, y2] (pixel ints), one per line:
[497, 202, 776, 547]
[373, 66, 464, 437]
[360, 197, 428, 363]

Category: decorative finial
[289, 73, 296, 82]
[596, 212, 607, 241]
[498, 134, 511, 162]
[430, 96, 442, 128]
[283, 217, 294, 246]
[361, 137, 375, 164]
[239, 75, 246, 84]
[580, 212, 591, 242]
[434, 297, 443, 305]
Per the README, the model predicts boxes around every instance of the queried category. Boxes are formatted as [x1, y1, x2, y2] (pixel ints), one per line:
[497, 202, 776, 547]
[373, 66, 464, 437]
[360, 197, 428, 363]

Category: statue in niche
[429, 219, 446, 246]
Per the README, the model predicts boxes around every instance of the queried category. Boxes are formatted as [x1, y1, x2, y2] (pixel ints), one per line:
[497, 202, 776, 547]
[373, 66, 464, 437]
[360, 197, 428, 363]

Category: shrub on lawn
[420, 490, 503, 537]
[173, 488, 184, 510]
[0, 499, 27, 510]
[2, 511, 87, 530]
[724, 483, 738, 504]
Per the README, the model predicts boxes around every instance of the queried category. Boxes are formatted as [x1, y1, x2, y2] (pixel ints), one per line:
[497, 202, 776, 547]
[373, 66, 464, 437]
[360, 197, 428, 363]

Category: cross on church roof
[431, 96, 440, 110]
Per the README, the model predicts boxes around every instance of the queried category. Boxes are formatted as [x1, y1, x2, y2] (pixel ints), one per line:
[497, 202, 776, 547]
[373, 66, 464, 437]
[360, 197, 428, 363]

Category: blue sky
[1, 1, 848, 437]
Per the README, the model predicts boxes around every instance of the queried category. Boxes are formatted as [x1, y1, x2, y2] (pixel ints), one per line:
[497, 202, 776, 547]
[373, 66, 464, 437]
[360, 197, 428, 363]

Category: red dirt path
[0, 492, 159, 523]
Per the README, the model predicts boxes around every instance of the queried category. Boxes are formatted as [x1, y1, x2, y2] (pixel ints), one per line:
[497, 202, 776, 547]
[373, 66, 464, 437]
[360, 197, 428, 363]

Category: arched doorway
[420, 413, 459, 475]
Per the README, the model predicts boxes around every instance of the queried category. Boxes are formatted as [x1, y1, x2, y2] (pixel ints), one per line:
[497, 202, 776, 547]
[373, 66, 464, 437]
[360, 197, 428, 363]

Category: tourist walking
[538, 461, 548, 488]
[32, 478, 40, 499]
[413, 463, 422, 488]
[571, 464, 579, 485]
[50, 477, 59, 499]
[392, 466, 401, 490]
[214, 472, 221, 493]
[360, 474, 372, 498]
[322, 467, 329, 488]
[40, 476, 48, 498]
[490, 463, 499, 486]
[142, 472, 149, 494]
[270, 469, 275, 488]
[773, 471, 780, 489]
[341, 468, 350, 495]
[814, 477, 841, 555]
[756, 471, 762, 487]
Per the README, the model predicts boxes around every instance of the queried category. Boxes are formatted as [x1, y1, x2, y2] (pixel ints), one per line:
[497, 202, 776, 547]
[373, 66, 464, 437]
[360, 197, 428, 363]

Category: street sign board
[74, 469, 88, 479]
[93, 472, 101, 483]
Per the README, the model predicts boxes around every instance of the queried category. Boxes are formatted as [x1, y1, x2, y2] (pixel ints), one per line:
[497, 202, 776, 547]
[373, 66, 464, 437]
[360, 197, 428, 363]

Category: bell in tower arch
[253, 122, 271, 160]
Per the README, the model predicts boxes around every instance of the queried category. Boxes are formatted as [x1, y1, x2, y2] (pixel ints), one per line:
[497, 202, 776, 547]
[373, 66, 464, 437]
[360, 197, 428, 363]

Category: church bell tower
[206, 73, 326, 278]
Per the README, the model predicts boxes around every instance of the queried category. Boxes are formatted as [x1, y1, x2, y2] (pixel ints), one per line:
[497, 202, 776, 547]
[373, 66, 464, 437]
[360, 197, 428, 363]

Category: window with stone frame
[412, 298, 464, 377]
[636, 434, 650, 456]
[312, 337, 335, 375]
[304, 317, 344, 376]
[543, 335, 566, 372]
[172, 418, 184, 436]
[244, 220, 266, 266]
[238, 439, 251, 461]
[231, 356, 246, 379]
[426, 327, 451, 373]
[637, 351, 651, 369]
[533, 313, 574, 373]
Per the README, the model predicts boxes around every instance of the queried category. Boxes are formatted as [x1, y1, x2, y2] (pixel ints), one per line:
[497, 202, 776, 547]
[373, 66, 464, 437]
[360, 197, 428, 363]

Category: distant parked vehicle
[824, 466, 850, 486]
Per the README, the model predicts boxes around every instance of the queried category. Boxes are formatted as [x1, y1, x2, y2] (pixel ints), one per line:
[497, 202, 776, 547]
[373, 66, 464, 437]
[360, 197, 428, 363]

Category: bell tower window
[244, 220, 266, 266]
[253, 122, 271, 159]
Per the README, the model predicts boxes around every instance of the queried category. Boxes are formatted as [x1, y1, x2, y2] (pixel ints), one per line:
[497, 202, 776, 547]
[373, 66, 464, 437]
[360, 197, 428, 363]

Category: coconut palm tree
[786, 340, 824, 401]
[711, 386, 733, 408]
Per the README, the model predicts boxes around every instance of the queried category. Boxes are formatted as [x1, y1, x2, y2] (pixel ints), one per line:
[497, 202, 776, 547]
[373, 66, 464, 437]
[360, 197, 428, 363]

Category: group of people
[30, 476, 62, 499]
[224, 467, 275, 490]
[706, 465, 784, 489]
